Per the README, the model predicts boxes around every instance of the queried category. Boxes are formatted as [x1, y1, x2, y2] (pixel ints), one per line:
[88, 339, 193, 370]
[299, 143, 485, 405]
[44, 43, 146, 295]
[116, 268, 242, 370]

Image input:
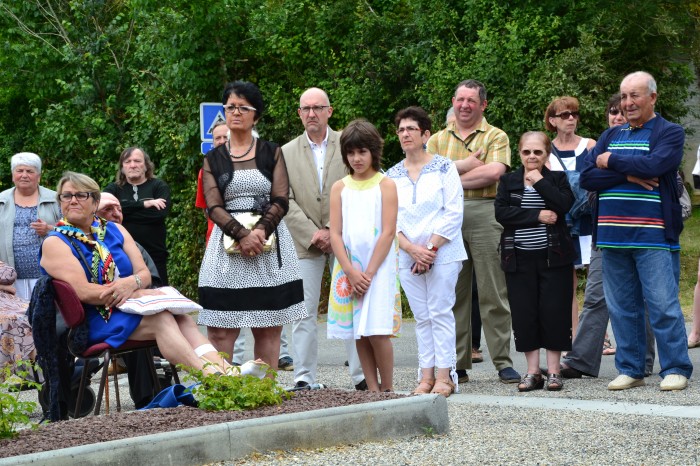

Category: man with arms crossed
[427, 79, 519, 384]
[580, 71, 692, 391]
[283, 87, 365, 390]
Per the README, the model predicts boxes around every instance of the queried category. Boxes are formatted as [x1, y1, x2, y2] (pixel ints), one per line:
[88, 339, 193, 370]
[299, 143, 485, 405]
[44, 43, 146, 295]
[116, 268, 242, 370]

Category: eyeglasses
[59, 192, 93, 202]
[396, 126, 422, 135]
[299, 106, 330, 115]
[520, 149, 545, 156]
[608, 109, 621, 116]
[224, 105, 256, 115]
[555, 111, 579, 120]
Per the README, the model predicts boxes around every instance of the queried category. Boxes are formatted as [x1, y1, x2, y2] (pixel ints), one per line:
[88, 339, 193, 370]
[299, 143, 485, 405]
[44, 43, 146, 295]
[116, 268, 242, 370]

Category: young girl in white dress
[327, 119, 401, 392]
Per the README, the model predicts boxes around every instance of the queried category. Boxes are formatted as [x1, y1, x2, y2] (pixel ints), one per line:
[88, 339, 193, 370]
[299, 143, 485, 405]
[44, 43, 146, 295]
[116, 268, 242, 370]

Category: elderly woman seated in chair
[40, 171, 263, 377]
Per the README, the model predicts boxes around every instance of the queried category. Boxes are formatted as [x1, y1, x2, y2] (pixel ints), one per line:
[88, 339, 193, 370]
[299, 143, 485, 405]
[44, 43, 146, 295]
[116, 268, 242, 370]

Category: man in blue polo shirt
[580, 71, 692, 391]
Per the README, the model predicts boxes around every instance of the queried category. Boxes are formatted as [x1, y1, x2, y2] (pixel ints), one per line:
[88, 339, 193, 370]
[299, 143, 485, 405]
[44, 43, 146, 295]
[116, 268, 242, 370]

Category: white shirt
[386, 154, 468, 268]
[305, 130, 329, 193]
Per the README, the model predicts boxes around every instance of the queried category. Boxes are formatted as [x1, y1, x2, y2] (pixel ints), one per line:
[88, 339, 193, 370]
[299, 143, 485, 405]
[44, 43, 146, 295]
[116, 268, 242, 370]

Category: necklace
[228, 137, 256, 159]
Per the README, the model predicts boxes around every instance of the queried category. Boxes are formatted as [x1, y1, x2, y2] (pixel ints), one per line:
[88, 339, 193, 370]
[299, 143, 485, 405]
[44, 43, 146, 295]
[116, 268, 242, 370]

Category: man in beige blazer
[283, 87, 365, 390]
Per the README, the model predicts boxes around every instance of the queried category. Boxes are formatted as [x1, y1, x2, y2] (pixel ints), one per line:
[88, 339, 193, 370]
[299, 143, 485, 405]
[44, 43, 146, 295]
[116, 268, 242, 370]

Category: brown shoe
[413, 378, 435, 395]
[471, 347, 484, 363]
[431, 378, 455, 397]
[517, 373, 544, 392]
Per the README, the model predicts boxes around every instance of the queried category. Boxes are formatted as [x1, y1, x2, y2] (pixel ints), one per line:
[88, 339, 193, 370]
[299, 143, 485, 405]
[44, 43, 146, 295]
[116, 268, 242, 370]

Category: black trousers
[505, 249, 573, 353]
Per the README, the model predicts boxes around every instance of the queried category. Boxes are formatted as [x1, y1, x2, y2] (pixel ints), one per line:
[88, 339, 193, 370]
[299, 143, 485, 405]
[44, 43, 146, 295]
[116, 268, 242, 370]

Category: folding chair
[52, 279, 180, 415]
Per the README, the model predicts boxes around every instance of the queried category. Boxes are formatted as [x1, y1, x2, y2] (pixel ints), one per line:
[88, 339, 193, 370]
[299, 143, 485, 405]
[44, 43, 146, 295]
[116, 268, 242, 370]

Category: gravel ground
[9, 321, 700, 464]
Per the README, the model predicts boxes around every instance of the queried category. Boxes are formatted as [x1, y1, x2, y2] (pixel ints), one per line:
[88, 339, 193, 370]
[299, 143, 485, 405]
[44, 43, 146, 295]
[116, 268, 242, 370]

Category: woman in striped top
[495, 132, 576, 392]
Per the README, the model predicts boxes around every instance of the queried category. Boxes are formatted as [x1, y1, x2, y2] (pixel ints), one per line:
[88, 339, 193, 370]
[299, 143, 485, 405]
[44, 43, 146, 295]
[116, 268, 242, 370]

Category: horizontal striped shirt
[597, 120, 679, 251]
[514, 186, 547, 250]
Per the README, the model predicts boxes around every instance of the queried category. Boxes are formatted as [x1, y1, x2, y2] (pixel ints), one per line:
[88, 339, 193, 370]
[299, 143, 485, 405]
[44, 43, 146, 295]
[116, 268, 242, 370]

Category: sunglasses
[609, 109, 621, 116]
[555, 111, 579, 120]
[521, 149, 545, 156]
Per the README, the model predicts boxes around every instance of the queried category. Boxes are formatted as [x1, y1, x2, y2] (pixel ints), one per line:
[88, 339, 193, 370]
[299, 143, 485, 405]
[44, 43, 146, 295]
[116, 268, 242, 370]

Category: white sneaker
[660, 374, 688, 391]
[607, 374, 645, 390]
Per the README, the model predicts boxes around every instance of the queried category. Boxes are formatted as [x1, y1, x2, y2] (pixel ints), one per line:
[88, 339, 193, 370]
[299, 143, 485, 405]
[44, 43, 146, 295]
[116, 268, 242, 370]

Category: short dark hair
[454, 79, 487, 103]
[606, 93, 622, 115]
[394, 106, 432, 133]
[340, 119, 383, 175]
[116, 147, 155, 186]
[544, 96, 580, 132]
[222, 81, 265, 120]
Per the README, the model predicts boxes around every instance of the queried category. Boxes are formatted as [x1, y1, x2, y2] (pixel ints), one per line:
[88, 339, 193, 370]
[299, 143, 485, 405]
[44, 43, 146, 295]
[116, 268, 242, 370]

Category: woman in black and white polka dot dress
[198, 81, 306, 370]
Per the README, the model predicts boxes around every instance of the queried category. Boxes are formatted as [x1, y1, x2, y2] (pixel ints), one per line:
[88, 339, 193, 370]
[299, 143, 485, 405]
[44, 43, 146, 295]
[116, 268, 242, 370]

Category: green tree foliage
[0, 0, 698, 295]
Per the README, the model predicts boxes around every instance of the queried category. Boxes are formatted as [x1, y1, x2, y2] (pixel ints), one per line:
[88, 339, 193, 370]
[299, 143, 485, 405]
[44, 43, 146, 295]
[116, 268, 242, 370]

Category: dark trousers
[506, 249, 573, 353]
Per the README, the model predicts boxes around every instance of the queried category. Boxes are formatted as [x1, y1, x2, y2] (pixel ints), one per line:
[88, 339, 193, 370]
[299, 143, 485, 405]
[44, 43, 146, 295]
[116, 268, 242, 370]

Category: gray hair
[445, 107, 455, 126]
[11, 152, 42, 174]
[622, 71, 657, 94]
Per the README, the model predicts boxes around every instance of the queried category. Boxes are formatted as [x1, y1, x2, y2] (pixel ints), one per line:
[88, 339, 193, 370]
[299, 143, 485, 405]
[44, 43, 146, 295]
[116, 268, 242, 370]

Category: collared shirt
[386, 155, 468, 268]
[427, 118, 511, 199]
[305, 130, 329, 193]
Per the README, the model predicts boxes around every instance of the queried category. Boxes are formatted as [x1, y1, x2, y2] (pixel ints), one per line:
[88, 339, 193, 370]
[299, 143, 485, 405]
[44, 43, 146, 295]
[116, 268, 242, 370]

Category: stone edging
[1, 394, 448, 466]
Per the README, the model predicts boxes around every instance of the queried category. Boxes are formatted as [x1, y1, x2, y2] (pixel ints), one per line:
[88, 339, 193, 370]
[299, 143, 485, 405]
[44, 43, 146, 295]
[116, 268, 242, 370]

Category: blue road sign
[201, 141, 214, 155]
[200, 102, 225, 141]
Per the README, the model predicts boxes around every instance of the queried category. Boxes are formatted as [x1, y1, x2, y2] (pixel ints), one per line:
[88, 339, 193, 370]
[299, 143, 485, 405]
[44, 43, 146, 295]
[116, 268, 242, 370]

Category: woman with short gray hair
[0, 152, 61, 299]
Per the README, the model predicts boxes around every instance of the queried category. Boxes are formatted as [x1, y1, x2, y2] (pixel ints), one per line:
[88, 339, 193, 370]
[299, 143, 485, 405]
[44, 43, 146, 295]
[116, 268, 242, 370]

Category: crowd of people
[0, 70, 697, 404]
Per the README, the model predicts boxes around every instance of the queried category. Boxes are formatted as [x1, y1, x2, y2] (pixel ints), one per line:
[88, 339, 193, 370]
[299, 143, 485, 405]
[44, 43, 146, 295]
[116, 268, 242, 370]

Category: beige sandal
[431, 378, 455, 397]
[413, 378, 435, 394]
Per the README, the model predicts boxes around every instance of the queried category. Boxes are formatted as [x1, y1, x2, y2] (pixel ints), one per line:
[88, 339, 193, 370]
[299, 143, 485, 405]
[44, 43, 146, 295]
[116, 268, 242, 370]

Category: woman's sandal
[430, 378, 455, 397]
[413, 378, 435, 395]
[602, 338, 616, 355]
[546, 373, 564, 391]
[517, 373, 544, 392]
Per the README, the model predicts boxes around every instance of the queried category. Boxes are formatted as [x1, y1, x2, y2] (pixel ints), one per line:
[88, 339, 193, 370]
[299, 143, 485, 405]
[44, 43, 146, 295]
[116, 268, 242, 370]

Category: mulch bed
[0, 389, 405, 459]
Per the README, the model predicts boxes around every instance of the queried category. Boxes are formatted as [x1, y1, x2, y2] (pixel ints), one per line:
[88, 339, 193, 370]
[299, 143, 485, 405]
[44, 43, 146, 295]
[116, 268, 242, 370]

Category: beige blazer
[282, 127, 347, 259]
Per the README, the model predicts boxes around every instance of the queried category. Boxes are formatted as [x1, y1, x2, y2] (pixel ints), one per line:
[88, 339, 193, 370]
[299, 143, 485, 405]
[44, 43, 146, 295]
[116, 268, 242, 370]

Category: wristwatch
[426, 242, 438, 252]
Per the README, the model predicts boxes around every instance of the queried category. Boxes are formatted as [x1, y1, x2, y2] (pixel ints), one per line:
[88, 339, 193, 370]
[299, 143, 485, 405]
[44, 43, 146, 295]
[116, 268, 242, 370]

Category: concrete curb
[2, 394, 448, 466]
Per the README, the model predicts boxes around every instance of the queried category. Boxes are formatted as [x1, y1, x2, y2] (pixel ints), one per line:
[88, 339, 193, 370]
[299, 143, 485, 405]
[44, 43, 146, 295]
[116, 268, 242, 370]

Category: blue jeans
[602, 249, 692, 379]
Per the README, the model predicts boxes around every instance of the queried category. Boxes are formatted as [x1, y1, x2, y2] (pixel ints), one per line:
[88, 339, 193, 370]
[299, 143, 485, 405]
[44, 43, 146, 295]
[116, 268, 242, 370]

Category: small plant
[180, 359, 292, 412]
[0, 361, 42, 439]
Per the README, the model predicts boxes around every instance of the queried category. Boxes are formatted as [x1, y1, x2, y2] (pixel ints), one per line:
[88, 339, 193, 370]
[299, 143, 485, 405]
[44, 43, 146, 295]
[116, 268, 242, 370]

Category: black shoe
[456, 369, 469, 383]
[560, 365, 583, 379]
[355, 379, 368, 391]
[498, 367, 521, 384]
[278, 356, 294, 371]
[294, 380, 309, 389]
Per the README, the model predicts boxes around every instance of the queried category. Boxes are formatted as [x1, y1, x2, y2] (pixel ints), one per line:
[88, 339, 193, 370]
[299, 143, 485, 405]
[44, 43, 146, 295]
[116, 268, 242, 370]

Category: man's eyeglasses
[396, 126, 421, 135]
[608, 109, 621, 116]
[224, 105, 256, 115]
[555, 111, 579, 120]
[520, 149, 545, 156]
[299, 106, 329, 115]
[59, 192, 93, 202]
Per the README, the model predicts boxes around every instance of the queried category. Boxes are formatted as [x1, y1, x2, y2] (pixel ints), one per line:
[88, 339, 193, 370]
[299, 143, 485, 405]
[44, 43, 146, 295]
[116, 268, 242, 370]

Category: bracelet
[134, 274, 142, 290]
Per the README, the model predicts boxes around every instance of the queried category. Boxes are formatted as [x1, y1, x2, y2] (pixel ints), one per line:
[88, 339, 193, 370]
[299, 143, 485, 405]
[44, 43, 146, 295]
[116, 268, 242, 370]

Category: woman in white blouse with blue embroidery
[386, 106, 467, 397]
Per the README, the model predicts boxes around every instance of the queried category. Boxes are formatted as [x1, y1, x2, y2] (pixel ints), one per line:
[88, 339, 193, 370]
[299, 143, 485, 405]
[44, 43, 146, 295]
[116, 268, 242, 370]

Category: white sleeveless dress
[327, 173, 401, 339]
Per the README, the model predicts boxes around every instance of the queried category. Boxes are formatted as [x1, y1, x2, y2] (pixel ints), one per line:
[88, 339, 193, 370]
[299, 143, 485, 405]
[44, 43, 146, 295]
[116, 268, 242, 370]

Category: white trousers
[400, 261, 461, 369]
[293, 255, 364, 385]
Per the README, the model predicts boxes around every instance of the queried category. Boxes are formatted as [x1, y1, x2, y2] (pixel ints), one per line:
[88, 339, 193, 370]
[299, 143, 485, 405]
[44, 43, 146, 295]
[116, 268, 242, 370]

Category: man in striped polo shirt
[580, 71, 692, 391]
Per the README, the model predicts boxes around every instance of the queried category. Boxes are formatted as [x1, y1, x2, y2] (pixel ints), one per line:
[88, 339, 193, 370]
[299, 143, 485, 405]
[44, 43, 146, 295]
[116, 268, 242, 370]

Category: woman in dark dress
[104, 147, 170, 284]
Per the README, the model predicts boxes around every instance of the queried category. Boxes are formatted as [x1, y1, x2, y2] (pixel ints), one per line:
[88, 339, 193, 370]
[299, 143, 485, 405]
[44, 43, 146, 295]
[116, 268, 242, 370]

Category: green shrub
[0, 362, 42, 439]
